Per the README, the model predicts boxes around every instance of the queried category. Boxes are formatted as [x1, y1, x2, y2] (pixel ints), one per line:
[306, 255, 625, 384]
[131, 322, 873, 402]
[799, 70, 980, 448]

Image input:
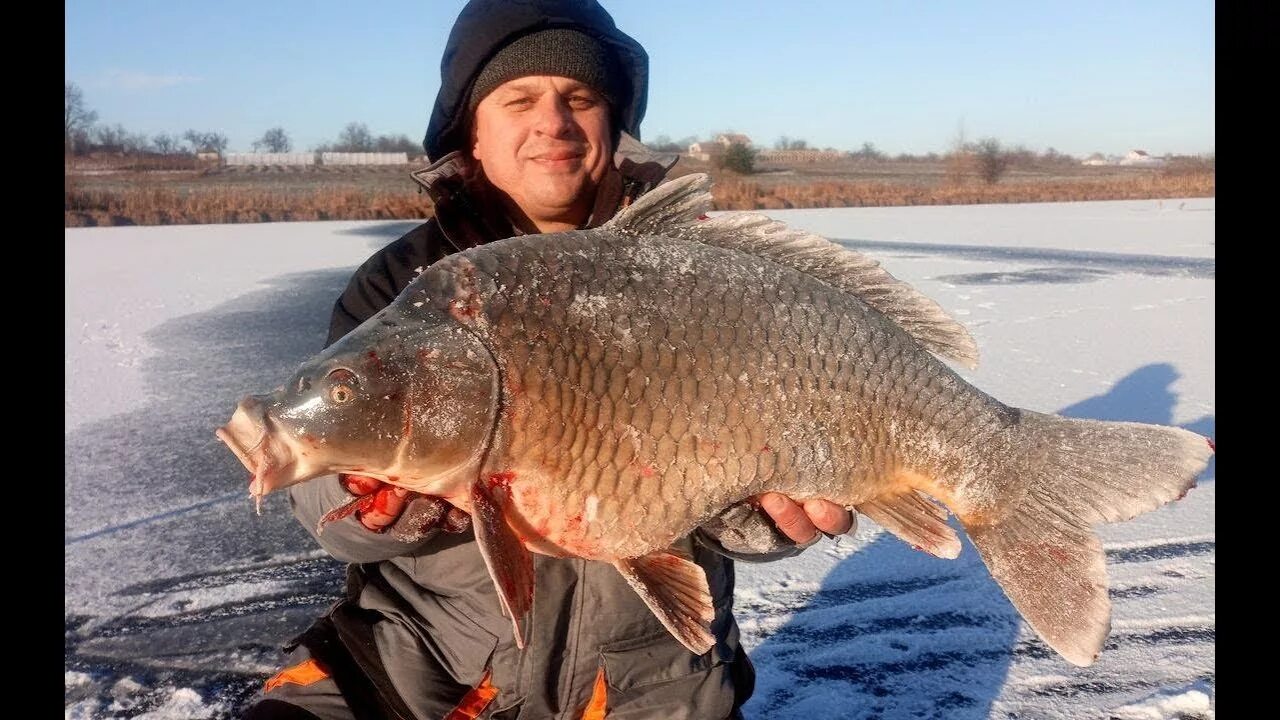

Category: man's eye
[568, 96, 597, 109]
[506, 98, 534, 108]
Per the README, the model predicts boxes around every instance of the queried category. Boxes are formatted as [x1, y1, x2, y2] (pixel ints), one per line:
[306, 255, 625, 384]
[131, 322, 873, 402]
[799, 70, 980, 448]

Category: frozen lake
[66, 197, 1214, 719]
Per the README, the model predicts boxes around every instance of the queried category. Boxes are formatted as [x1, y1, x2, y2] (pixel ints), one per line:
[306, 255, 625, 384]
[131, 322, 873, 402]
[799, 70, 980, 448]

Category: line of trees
[65, 83, 421, 157]
[313, 122, 419, 154]
[66, 83, 231, 156]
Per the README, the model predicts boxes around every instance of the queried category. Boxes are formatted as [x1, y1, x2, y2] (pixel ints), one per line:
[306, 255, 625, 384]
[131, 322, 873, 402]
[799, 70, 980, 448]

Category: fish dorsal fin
[605, 173, 979, 369]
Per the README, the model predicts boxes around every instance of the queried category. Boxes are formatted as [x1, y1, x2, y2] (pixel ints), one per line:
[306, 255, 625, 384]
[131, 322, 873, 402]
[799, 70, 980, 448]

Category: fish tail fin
[964, 410, 1213, 666]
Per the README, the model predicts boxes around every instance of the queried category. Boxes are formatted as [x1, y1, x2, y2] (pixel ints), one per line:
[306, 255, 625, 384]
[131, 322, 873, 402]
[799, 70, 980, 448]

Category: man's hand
[338, 474, 471, 536]
[757, 493, 856, 544]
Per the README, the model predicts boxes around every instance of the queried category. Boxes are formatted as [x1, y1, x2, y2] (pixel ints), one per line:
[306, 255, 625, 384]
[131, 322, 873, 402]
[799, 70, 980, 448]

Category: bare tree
[646, 134, 685, 153]
[65, 82, 98, 154]
[945, 121, 977, 185]
[93, 123, 130, 152]
[775, 136, 809, 151]
[853, 142, 884, 160]
[373, 133, 418, 153]
[152, 133, 181, 154]
[253, 127, 292, 153]
[336, 122, 374, 152]
[183, 130, 228, 154]
[122, 131, 152, 154]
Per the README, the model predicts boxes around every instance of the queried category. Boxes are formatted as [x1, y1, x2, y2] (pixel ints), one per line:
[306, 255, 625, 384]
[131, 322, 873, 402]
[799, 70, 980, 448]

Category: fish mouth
[216, 396, 303, 499]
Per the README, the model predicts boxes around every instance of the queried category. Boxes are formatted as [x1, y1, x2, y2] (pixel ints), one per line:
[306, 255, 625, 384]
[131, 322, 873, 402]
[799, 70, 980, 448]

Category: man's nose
[531, 96, 576, 137]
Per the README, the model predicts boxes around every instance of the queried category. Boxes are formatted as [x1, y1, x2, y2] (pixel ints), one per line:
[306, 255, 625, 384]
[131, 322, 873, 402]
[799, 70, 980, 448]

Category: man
[244, 2, 853, 718]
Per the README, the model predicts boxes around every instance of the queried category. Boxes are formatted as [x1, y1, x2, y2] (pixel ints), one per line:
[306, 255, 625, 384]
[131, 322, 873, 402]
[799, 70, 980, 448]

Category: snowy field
[65, 198, 1214, 719]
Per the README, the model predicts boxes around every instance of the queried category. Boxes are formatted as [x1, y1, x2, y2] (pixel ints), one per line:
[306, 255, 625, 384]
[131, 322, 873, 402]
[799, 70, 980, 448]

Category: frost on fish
[218, 173, 1213, 663]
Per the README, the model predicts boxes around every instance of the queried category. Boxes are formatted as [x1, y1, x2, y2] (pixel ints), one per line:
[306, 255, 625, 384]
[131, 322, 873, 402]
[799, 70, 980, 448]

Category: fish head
[217, 304, 500, 498]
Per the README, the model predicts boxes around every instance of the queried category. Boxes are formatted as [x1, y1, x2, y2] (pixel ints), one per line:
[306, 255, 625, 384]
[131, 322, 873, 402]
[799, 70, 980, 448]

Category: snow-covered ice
[65, 199, 1213, 719]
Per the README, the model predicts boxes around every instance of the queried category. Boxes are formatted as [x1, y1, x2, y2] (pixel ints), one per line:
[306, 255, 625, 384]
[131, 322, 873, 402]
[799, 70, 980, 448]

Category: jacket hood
[423, 0, 649, 162]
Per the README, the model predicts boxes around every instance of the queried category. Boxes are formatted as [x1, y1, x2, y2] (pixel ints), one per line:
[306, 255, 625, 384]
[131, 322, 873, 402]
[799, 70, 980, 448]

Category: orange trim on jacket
[444, 669, 500, 720]
[580, 667, 609, 719]
[263, 658, 331, 693]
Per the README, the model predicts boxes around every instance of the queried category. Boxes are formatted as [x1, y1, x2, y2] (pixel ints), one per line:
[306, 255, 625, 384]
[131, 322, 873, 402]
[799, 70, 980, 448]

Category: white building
[1118, 149, 1165, 167]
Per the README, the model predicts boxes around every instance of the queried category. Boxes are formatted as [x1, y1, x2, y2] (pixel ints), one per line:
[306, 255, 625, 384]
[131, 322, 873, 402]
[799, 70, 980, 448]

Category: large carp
[217, 173, 1212, 666]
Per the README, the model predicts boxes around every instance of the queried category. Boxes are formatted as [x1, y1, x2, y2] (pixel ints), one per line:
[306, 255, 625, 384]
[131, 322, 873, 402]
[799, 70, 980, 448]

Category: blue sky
[64, 1, 1214, 158]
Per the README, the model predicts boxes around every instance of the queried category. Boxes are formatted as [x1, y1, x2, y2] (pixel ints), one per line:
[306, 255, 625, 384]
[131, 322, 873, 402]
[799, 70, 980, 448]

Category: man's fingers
[758, 492, 819, 544]
[341, 474, 385, 496]
[803, 499, 855, 536]
[357, 486, 409, 532]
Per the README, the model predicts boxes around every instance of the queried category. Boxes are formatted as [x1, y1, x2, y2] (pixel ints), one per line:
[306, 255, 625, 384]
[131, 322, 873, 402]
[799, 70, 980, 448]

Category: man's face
[471, 75, 613, 227]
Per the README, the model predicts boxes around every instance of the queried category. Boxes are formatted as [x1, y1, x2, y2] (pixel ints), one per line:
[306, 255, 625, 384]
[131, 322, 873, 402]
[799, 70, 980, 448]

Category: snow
[65, 200, 1213, 718]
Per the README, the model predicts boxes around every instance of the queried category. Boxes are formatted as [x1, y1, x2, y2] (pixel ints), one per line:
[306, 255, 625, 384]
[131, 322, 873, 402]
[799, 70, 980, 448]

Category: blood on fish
[450, 299, 478, 319]
[365, 351, 382, 371]
[1044, 546, 1072, 564]
[487, 471, 516, 492]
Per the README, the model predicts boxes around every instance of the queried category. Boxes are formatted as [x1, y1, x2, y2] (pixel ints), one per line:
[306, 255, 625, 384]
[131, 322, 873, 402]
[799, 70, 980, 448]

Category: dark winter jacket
[284, 138, 812, 720]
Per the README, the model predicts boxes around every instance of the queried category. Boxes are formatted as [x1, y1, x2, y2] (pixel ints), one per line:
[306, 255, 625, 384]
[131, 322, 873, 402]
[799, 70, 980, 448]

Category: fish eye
[326, 368, 358, 403]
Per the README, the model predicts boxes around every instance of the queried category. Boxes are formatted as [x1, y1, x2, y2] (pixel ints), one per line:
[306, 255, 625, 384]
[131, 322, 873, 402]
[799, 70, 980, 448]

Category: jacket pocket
[598, 629, 734, 691]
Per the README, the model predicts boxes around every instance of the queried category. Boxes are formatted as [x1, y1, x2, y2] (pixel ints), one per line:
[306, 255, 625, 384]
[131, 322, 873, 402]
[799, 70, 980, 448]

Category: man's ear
[467, 118, 481, 160]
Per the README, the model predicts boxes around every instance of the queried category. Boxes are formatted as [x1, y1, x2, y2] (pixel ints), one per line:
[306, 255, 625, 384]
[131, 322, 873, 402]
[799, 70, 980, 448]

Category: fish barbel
[217, 173, 1213, 666]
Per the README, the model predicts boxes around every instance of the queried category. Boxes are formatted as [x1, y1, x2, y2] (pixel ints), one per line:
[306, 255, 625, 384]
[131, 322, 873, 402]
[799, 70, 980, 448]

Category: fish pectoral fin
[613, 550, 715, 656]
[857, 489, 961, 559]
[471, 481, 534, 649]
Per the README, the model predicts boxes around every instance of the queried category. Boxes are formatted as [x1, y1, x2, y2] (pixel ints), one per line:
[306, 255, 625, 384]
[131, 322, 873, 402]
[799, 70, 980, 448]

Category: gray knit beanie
[468, 28, 621, 111]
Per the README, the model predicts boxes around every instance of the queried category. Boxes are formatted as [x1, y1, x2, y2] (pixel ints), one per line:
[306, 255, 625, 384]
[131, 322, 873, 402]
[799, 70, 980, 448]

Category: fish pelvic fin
[604, 172, 979, 368]
[613, 549, 715, 656]
[471, 478, 534, 649]
[858, 489, 961, 559]
[966, 410, 1214, 666]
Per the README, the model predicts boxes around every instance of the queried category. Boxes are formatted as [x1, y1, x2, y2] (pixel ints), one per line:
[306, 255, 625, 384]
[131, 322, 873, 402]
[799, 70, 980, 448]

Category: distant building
[320, 152, 411, 166]
[687, 133, 755, 161]
[687, 142, 727, 162]
[195, 149, 221, 162]
[225, 152, 316, 167]
[757, 149, 844, 164]
[1081, 152, 1110, 166]
[715, 133, 753, 148]
[1118, 149, 1165, 167]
